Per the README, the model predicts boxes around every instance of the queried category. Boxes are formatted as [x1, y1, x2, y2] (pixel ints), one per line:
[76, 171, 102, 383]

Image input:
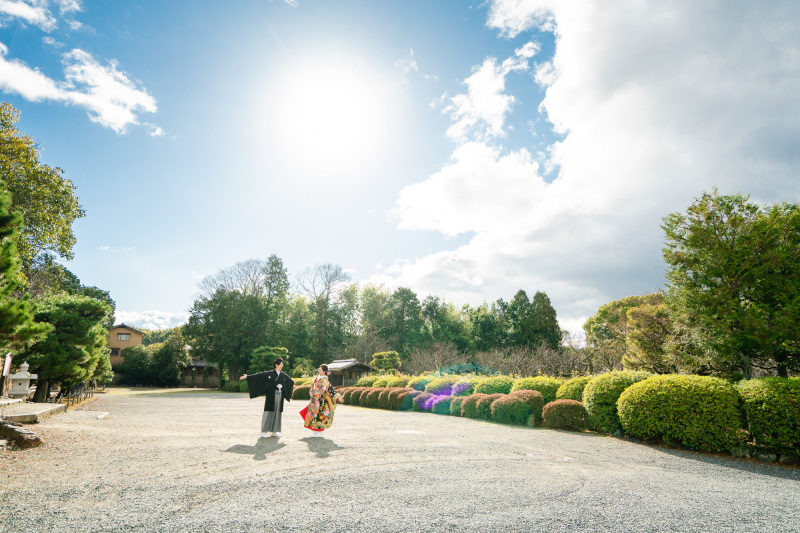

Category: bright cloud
[115, 310, 189, 331]
[0, 43, 157, 132]
[0, 0, 56, 30]
[385, 0, 800, 333]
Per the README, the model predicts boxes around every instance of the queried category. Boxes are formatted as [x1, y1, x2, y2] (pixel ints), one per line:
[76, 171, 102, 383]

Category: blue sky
[1, 0, 799, 334]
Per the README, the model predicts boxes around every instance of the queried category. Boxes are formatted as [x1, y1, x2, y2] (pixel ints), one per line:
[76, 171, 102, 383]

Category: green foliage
[344, 388, 362, 405]
[663, 191, 800, 378]
[141, 326, 181, 346]
[736, 378, 800, 454]
[248, 346, 289, 374]
[424, 375, 459, 395]
[475, 375, 513, 395]
[119, 345, 154, 386]
[491, 394, 532, 425]
[412, 392, 434, 411]
[452, 377, 480, 396]
[388, 388, 408, 410]
[618, 375, 743, 452]
[508, 390, 545, 425]
[0, 180, 42, 351]
[366, 388, 382, 408]
[377, 388, 394, 409]
[583, 370, 651, 433]
[623, 301, 676, 373]
[0, 103, 85, 276]
[556, 376, 592, 401]
[358, 388, 375, 407]
[450, 396, 465, 416]
[511, 375, 562, 403]
[407, 374, 435, 391]
[372, 377, 389, 388]
[24, 293, 113, 400]
[461, 393, 488, 419]
[292, 384, 312, 400]
[354, 373, 383, 387]
[400, 390, 422, 411]
[384, 287, 425, 360]
[150, 330, 192, 387]
[542, 400, 588, 431]
[222, 381, 242, 392]
[370, 351, 400, 371]
[475, 393, 504, 420]
[430, 396, 454, 414]
[385, 375, 410, 388]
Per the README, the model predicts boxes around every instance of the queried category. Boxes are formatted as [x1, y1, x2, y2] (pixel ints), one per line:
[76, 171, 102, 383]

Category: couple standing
[240, 358, 344, 438]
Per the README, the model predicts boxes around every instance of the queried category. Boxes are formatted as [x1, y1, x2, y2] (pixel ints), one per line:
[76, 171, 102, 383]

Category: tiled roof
[327, 359, 372, 371]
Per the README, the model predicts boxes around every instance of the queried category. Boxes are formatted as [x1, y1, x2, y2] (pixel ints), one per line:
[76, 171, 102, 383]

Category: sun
[263, 53, 398, 178]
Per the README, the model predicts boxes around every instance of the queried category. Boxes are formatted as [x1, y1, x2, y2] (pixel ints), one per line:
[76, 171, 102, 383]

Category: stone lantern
[8, 362, 37, 399]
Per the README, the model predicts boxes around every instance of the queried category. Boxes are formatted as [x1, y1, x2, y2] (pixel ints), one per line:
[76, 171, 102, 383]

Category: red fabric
[299, 405, 324, 431]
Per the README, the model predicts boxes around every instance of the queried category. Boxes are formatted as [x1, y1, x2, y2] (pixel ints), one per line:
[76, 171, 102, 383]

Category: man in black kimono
[239, 357, 294, 438]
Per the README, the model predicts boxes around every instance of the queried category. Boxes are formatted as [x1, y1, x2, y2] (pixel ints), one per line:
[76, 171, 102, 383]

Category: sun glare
[265, 55, 397, 178]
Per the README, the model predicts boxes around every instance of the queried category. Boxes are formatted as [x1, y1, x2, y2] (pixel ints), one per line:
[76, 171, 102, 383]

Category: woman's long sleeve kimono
[301, 375, 343, 432]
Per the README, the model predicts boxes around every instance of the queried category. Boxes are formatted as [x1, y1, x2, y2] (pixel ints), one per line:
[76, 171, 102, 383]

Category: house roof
[112, 323, 146, 335]
[327, 359, 373, 372]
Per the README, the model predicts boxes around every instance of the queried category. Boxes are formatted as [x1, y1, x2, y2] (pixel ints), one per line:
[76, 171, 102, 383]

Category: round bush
[413, 392, 435, 411]
[377, 388, 394, 409]
[342, 388, 358, 404]
[542, 400, 588, 431]
[450, 396, 466, 416]
[407, 375, 435, 391]
[618, 375, 742, 452]
[475, 393, 505, 420]
[431, 396, 455, 415]
[292, 384, 311, 400]
[475, 376, 514, 395]
[425, 376, 459, 396]
[583, 370, 650, 433]
[400, 390, 423, 411]
[508, 389, 545, 425]
[385, 376, 410, 388]
[358, 388, 375, 407]
[372, 378, 389, 388]
[461, 393, 488, 419]
[556, 376, 592, 401]
[512, 376, 562, 403]
[366, 388, 382, 408]
[452, 378, 479, 396]
[736, 377, 800, 455]
[354, 374, 383, 387]
[491, 394, 532, 425]
[388, 388, 408, 410]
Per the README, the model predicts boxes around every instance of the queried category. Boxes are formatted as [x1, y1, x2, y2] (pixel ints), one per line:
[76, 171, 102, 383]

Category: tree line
[0, 103, 116, 401]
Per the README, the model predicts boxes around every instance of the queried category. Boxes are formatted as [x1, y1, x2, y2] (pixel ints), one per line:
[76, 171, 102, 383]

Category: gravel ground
[1, 388, 799, 532]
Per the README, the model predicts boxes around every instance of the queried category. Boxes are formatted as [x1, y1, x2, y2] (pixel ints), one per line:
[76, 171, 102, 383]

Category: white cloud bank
[382, 0, 800, 334]
[115, 310, 189, 331]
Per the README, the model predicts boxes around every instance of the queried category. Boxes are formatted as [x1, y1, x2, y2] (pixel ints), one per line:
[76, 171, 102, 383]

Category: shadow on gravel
[300, 436, 345, 458]
[656, 447, 800, 480]
[223, 438, 287, 460]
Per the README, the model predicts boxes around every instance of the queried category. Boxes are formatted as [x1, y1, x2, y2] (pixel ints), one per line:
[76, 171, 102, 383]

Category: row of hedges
[342, 371, 800, 458]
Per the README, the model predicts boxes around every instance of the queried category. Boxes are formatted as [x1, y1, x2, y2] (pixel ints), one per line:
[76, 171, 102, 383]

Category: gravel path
[1, 388, 799, 532]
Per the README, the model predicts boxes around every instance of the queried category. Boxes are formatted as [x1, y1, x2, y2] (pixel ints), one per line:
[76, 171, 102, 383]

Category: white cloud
[0, 0, 56, 30]
[385, 0, 800, 334]
[0, 43, 157, 132]
[115, 310, 189, 331]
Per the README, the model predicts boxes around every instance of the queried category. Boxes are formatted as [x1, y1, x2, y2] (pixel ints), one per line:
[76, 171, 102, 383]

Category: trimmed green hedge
[377, 388, 394, 409]
[343, 388, 360, 404]
[431, 396, 455, 415]
[450, 396, 466, 416]
[511, 376, 562, 403]
[358, 388, 375, 407]
[400, 390, 423, 411]
[385, 376, 410, 388]
[556, 376, 592, 401]
[407, 375, 435, 391]
[491, 394, 531, 425]
[461, 393, 488, 419]
[618, 375, 742, 452]
[292, 384, 311, 400]
[413, 392, 435, 411]
[542, 400, 587, 431]
[388, 388, 408, 410]
[354, 374, 383, 387]
[475, 376, 514, 395]
[737, 377, 800, 455]
[372, 378, 389, 388]
[452, 377, 480, 396]
[475, 393, 505, 420]
[583, 370, 650, 433]
[508, 389, 545, 425]
[366, 388, 382, 408]
[425, 376, 459, 396]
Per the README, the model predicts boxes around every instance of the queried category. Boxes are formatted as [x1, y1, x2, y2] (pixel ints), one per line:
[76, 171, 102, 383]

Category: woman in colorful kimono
[300, 364, 344, 434]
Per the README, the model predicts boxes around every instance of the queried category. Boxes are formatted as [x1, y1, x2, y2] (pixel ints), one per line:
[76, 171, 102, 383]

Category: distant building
[108, 324, 145, 368]
[181, 359, 221, 388]
[327, 359, 373, 387]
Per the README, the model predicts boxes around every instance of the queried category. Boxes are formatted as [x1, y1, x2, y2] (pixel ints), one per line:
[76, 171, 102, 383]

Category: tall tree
[24, 293, 113, 402]
[296, 263, 351, 366]
[0, 179, 43, 352]
[530, 291, 561, 351]
[0, 103, 84, 280]
[664, 191, 800, 378]
[385, 287, 424, 360]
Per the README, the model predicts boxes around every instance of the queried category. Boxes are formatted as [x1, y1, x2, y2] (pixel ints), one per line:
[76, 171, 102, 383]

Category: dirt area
[1, 388, 798, 532]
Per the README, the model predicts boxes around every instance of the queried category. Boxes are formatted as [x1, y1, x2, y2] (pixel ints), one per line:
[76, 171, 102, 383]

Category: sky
[1, 0, 799, 335]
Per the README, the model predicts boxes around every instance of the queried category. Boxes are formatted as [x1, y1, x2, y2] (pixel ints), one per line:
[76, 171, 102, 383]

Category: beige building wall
[108, 325, 145, 367]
